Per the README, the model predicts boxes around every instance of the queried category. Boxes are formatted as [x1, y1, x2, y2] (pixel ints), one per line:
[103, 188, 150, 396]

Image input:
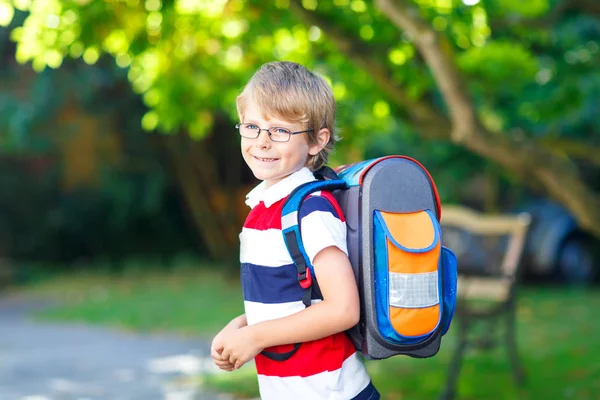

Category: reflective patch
[389, 271, 439, 308]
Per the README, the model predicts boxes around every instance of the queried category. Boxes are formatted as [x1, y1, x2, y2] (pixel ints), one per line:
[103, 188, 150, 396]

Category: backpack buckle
[297, 268, 312, 289]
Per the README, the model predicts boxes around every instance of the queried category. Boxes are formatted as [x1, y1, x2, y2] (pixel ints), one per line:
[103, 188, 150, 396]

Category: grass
[15, 263, 244, 339]
[13, 265, 600, 399]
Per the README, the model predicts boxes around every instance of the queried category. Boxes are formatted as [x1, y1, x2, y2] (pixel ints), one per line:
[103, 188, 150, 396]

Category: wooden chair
[439, 205, 532, 400]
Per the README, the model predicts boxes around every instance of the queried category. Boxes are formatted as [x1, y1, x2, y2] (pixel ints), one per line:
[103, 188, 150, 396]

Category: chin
[250, 169, 279, 182]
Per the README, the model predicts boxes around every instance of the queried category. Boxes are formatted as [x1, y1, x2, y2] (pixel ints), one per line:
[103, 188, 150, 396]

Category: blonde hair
[236, 61, 337, 171]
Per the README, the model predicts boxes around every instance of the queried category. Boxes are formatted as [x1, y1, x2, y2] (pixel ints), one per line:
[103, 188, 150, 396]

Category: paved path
[0, 296, 230, 400]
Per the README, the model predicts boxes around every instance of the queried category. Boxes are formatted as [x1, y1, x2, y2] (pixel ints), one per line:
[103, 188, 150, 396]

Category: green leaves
[0, 0, 15, 27]
[458, 40, 538, 91]
[1, 0, 581, 146]
[3, 0, 599, 203]
[493, 0, 549, 18]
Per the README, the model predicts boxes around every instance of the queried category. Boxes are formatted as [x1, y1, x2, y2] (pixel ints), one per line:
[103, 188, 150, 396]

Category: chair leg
[441, 319, 469, 400]
[505, 308, 526, 386]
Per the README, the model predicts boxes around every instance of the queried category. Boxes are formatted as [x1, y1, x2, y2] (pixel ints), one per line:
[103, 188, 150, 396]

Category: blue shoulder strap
[281, 179, 348, 305]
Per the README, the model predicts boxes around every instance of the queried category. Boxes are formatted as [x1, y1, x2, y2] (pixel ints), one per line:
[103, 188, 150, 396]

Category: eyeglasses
[236, 123, 313, 143]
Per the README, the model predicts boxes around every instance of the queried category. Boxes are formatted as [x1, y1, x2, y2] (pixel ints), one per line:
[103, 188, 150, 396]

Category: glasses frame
[235, 123, 314, 143]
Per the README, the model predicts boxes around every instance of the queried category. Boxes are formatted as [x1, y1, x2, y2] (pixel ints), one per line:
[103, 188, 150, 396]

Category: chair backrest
[440, 205, 532, 301]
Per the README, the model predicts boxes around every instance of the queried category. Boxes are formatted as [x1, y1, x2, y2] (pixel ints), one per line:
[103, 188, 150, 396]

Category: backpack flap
[373, 210, 442, 344]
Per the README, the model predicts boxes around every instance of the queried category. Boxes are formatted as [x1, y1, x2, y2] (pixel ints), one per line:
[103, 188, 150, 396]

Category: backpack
[269, 156, 458, 361]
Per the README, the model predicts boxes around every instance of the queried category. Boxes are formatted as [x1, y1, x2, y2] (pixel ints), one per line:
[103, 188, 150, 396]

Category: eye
[272, 127, 290, 134]
[245, 123, 259, 130]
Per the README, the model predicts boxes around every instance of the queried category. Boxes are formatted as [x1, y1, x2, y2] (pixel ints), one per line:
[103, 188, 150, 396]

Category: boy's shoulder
[300, 190, 345, 222]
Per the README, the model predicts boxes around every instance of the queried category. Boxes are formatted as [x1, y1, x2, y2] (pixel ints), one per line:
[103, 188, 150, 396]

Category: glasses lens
[239, 123, 259, 138]
[268, 127, 291, 142]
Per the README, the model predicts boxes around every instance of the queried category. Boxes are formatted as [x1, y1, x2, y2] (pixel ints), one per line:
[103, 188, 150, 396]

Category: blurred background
[0, 0, 599, 399]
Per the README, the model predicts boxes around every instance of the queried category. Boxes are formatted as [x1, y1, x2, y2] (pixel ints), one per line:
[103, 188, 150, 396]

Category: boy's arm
[212, 314, 247, 350]
[211, 313, 248, 370]
[247, 245, 359, 347]
[225, 313, 248, 330]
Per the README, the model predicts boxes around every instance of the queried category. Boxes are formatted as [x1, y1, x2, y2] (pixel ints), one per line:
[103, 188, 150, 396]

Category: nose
[255, 128, 271, 148]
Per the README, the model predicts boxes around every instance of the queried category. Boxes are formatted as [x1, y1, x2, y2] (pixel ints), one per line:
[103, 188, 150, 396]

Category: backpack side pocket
[440, 246, 457, 335]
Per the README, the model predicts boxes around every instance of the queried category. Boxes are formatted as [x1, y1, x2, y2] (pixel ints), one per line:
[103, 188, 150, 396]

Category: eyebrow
[244, 119, 295, 128]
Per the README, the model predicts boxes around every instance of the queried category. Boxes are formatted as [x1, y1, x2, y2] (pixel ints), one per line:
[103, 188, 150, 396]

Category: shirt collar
[245, 167, 316, 209]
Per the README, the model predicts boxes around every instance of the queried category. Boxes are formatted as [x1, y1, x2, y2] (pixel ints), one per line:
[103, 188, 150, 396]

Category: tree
[2, 0, 599, 248]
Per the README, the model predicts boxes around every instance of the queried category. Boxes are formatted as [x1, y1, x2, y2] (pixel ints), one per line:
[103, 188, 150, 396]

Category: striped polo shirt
[240, 167, 372, 400]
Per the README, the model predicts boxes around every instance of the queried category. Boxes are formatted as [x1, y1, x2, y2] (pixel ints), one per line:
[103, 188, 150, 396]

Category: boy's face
[240, 102, 322, 188]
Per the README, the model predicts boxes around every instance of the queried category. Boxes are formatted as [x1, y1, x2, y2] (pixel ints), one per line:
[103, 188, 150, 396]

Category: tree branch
[375, 0, 480, 143]
[374, 0, 600, 238]
[289, 0, 600, 238]
[490, 0, 600, 31]
[576, 0, 600, 17]
[288, 0, 449, 140]
[539, 137, 600, 168]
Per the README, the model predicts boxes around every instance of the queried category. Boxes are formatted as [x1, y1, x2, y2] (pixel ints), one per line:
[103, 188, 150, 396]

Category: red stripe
[244, 199, 285, 230]
[245, 191, 346, 231]
[315, 191, 346, 222]
[255, 332, 357, 377]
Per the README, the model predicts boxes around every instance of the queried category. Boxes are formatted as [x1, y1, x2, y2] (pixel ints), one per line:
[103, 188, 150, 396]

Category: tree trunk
[159, 133, 241, 263]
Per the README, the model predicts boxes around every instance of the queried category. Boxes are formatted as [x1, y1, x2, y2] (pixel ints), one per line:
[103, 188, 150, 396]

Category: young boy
[211, 61, 380, 400]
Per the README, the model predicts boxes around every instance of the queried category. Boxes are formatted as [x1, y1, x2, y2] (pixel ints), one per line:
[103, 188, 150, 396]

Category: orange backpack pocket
[373, 210, 442, 342]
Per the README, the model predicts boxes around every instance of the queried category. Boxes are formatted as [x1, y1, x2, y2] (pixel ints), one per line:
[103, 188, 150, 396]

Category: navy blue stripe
[298, 195, 340, 220]
[241, 263, 320, 304]
[352, 381, 380, 400]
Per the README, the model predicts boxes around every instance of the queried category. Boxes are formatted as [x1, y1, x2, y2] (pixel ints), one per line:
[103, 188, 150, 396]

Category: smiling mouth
[253, 156, 279, 162]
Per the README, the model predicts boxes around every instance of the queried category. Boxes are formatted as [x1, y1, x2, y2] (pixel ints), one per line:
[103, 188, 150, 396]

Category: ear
[308, 128, 330, 156]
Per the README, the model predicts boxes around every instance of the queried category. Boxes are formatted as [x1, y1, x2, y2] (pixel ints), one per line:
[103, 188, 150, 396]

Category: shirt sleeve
[298, 193, 348, 265]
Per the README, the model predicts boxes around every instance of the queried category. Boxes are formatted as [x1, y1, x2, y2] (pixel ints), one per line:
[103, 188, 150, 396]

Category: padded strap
[314, 166, 341, 181]
[281, 179, 348, 290]
[282, 179, 348, 217]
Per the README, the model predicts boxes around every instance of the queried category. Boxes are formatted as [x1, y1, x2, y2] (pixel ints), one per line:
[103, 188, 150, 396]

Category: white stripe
[281, 211, 298, 229]
[300, 211, 348, 264]
[240, 228, 291, 267]
[244, 299, 321, 326]
[257, 352, 370, 400]
[389, 271, 439, 308]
